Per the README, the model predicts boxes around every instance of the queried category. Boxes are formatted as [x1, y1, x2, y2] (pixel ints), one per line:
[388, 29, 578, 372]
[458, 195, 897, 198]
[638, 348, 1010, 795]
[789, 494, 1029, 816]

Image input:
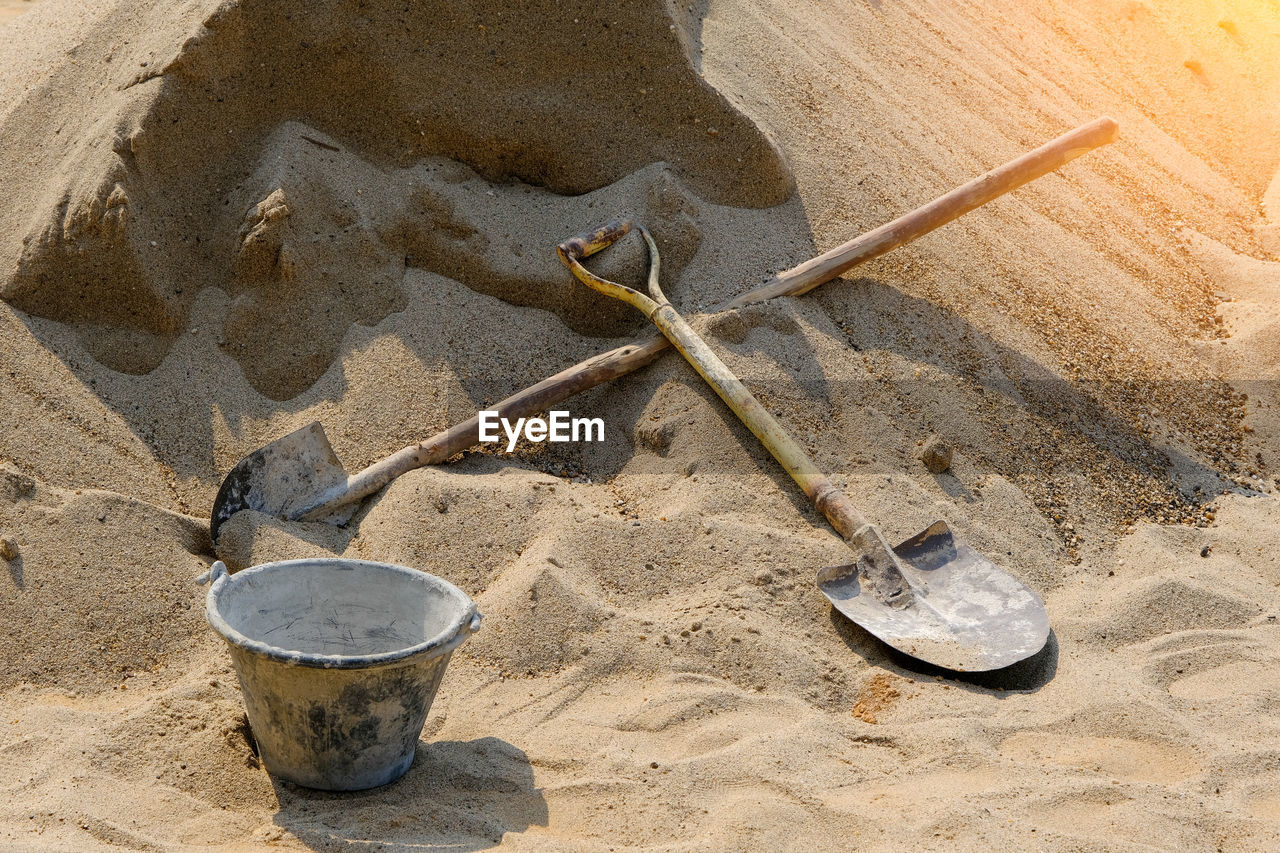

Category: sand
[1, 0, 1279, 849]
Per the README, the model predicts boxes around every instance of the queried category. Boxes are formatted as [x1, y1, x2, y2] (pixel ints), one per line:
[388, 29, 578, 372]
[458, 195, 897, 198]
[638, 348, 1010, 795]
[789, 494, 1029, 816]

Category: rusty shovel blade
[210, 422, 356, 542]
[817, 521, 1050, 672]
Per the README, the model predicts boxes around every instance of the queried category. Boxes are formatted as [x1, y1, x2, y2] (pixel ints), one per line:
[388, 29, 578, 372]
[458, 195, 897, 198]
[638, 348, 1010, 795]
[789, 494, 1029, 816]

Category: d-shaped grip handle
[555, 218, 635, 262]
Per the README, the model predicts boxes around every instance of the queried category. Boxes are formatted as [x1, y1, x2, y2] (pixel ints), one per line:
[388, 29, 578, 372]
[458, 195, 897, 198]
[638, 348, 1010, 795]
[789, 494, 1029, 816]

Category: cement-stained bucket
[202, 558, 481, 791]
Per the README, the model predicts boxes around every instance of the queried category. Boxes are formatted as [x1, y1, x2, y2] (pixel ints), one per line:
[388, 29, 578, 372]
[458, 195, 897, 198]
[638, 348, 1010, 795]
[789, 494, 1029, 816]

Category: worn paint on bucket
[203, 558, 481, 791]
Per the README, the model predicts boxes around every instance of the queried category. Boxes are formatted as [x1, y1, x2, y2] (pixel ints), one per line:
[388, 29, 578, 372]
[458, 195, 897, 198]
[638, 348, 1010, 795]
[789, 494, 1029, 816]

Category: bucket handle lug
[195, 560, 229, 586]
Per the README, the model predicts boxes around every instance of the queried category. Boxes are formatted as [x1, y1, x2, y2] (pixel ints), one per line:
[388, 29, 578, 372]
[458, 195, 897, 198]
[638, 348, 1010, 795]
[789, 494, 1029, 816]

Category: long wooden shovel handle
[562, 223, 877, 541]
[295, 117, 1118, 520]
[734, 115, 1118, 305]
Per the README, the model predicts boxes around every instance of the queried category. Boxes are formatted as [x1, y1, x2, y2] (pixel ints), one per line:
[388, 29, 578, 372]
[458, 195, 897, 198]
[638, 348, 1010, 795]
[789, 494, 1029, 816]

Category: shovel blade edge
[210, 421, 353, 542]
[817, 521, 1049, 672]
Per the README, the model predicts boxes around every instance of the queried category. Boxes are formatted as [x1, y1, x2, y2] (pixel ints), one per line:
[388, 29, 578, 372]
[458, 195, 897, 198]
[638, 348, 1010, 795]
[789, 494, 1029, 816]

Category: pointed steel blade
[817, 521, 1049, 672]
[210, 421, 355, 542]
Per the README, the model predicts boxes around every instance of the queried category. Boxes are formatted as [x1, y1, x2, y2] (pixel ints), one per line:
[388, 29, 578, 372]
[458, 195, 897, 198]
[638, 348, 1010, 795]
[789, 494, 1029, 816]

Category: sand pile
[2, 0, 1280, 849]
[0, 0, 788, 392]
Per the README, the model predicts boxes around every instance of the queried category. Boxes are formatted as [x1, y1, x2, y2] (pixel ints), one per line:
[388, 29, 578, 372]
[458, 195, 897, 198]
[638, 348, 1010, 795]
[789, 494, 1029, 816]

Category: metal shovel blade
[210, 422, 355, 542]
[817, 521, 1049, 672]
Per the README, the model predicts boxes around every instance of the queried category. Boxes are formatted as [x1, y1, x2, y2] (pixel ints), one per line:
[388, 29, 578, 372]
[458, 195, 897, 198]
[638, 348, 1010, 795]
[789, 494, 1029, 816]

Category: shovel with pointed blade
[558, 219, 1049, 672]
[210, 422, 358, 541]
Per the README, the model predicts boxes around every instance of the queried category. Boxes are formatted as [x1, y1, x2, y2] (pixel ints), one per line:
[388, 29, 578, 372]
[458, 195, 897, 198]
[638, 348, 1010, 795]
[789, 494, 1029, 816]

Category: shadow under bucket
[203, 558, 481, 791]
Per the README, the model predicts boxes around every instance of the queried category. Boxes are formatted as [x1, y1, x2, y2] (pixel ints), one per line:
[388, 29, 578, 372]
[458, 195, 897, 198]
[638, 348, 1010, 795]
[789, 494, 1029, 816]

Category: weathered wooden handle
[564, 223, 877, 540]
[294, 117, 1119, 520]
[556, 218, 634, 261]
[651, 301, 877, 541]
[735, 115, 1119, 306]
[556, 218, 660, 314]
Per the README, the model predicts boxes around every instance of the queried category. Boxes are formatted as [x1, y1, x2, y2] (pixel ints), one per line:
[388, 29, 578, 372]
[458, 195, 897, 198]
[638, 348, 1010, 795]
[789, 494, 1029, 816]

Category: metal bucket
[203, 558, 481, 791]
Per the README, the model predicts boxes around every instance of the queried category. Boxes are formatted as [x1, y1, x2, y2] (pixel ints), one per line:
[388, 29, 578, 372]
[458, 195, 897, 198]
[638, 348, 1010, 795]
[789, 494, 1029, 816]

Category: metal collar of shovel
[557, 220, 1050, 672]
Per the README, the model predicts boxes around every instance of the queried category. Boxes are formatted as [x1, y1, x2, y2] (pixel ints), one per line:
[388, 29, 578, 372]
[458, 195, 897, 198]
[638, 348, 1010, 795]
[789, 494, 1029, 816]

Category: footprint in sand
[1167, 659, 1280, 705]
[1027, 790, 1203, 851]
[1141, 629, 1266, 691]
[999, 732, 1200, 784]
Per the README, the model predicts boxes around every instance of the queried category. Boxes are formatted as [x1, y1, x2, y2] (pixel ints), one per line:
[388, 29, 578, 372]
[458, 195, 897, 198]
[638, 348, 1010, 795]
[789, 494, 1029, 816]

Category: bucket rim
[205, 557, 481, 669]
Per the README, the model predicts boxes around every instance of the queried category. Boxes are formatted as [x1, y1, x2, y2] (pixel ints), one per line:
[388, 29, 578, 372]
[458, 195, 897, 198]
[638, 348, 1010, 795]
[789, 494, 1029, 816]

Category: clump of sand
[3, 0, 1280, 850]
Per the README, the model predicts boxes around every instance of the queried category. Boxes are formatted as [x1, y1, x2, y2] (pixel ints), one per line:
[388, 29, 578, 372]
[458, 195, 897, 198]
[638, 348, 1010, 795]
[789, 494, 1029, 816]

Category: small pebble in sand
[0, 538, 18, 561]
[919, 434, 953, 474]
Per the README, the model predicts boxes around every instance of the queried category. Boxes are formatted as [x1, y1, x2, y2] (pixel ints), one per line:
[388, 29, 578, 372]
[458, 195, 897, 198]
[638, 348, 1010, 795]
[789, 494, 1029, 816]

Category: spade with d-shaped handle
[558, 219, 1049, 672]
